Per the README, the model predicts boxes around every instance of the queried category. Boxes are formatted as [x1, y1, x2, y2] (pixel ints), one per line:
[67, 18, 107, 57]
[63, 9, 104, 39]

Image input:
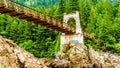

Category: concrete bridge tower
[60, 11, 84, 51]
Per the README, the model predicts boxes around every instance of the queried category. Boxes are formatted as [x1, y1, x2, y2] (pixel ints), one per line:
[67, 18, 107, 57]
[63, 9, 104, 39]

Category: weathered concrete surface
[61, 11, 84, 51]
[52, 42, 120, 68]
[0, 37, 47, 68]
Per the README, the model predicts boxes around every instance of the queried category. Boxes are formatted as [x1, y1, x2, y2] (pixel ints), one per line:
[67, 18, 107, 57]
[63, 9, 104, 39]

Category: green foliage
[12, 0, 58, 8]
[104, 43, 120, 53]
[68, 18, 76, 27]
[0, 64, 2, 68]
[59, 0, 65, 14]
[0, 14, 59, 58]
[57, 0, 65, 21]
[1, 0, 120, 58]
[69, 0, 79, 12]
[54, 33, 60, 52]
[79, 0, 120, 53]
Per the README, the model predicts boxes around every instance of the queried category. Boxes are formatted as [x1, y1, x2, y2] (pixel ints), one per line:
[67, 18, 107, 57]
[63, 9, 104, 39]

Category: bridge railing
[0, 0, 76, 34]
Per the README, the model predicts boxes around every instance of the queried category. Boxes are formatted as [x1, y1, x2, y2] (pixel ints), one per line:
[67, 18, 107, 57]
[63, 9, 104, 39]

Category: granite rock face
[0, 37, 47, 68]
[0, 37, 120, 68]
[53, 42, 120, 68]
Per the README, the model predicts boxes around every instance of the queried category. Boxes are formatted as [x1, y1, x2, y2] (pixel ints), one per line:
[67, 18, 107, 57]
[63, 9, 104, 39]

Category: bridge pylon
[60, 11, 84, 51]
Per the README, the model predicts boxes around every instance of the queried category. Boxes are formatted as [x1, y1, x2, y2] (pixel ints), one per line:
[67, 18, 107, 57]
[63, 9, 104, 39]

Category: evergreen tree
[58, 0, 65, 21]
[91, 0, 98, 5]
[69, 0, 79, 12]
[59, 0, 65, 14]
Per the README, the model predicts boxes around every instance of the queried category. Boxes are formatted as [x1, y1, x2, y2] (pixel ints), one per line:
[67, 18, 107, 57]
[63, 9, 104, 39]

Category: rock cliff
[0, 37, 47, 68]
[51, 42, 120, 68]
[0, 37, 120, 68]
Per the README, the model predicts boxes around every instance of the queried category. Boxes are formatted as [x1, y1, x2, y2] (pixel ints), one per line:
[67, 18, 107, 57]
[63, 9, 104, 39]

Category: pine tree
[58, 0, 65, 21]
[91, 0, 98, 5]
[69, 0, 79, 12]
[59, 0, 65, 14]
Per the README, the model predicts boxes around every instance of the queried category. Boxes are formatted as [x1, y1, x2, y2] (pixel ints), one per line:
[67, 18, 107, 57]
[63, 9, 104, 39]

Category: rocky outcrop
[51, 42, 120, 68]
[0, 37, 120, 68]
[0, 37, 47, 68]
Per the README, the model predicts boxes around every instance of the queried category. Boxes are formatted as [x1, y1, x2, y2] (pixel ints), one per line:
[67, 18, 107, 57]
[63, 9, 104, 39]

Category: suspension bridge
[0, 0, 93, 51]
[0, 0, 76, 34]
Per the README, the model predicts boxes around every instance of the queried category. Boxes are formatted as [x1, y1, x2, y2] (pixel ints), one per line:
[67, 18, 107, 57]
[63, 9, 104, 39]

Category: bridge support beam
[60, 11, 84, 51]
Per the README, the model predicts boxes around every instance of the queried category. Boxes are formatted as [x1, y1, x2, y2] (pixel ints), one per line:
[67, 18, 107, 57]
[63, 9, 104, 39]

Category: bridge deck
[0, 0, 75, 34]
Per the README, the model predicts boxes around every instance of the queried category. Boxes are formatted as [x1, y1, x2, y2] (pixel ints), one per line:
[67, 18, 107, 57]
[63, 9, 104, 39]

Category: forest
[13, 0, 59, 8]
[0, 0, 120, 58]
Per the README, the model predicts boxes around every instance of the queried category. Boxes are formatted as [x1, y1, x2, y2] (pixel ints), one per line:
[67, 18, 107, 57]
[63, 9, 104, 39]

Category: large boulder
[57, 42, 120, 68]
[0, 37, 47, 68]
